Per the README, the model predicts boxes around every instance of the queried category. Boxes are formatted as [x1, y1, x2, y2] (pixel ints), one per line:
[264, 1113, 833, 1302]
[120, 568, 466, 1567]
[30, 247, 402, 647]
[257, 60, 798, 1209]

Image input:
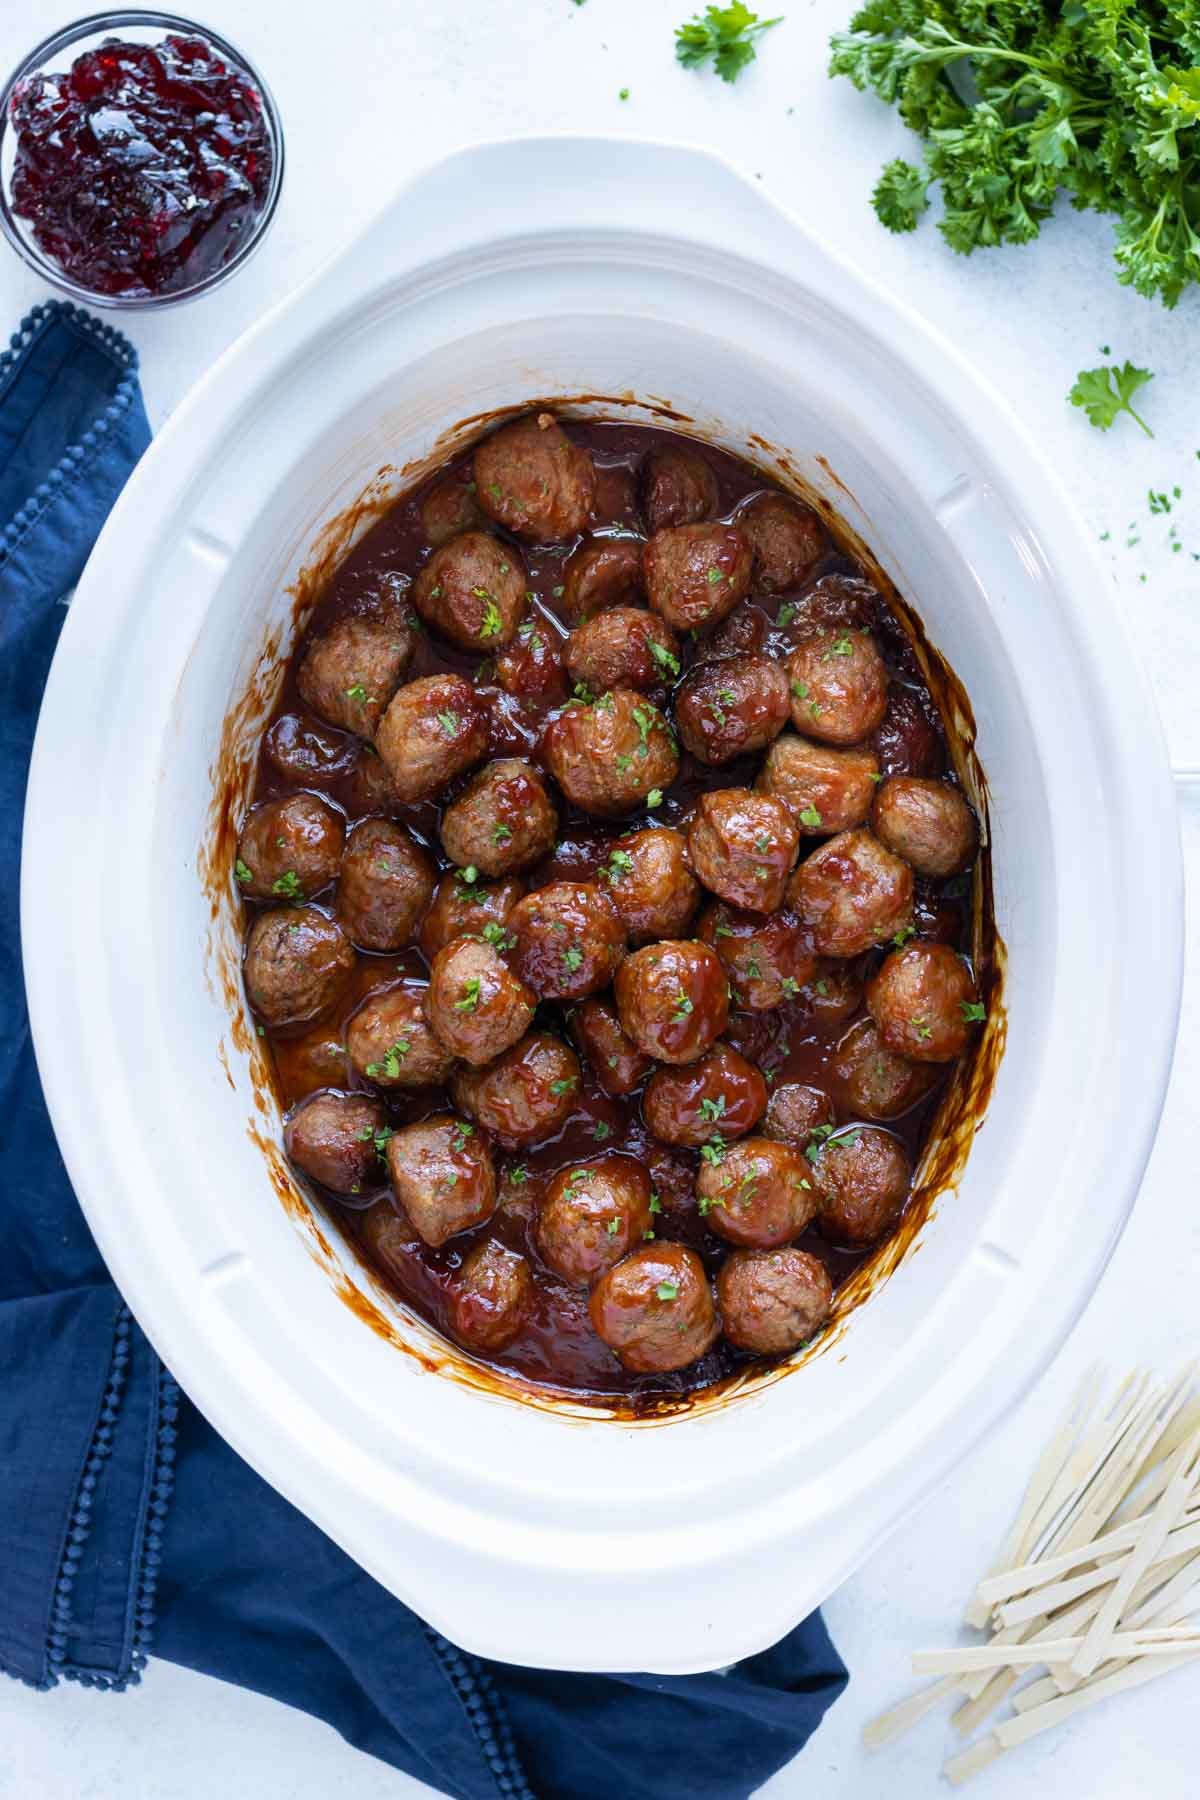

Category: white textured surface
[1, 1, 1197, 1795]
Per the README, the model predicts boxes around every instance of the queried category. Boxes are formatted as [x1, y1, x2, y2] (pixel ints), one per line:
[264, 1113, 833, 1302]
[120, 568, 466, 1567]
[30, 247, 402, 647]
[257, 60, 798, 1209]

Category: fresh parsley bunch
[829, 2, 1200, 307]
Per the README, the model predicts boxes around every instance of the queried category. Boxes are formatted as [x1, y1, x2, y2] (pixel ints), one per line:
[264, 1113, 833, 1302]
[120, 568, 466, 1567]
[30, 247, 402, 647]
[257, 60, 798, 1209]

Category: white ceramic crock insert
[23, 138, 1182, 1673]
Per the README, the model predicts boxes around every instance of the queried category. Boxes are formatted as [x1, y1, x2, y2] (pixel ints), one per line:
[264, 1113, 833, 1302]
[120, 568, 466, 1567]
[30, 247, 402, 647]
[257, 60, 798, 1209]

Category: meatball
[780, 573, 878, 636]
[451, 1031, 581, 1147]
[804, 960, 864, 1028]
[419, 466, 486, 547]
[446, 1239, 533, 1353]
[866, 942, 981, 1063]
[374, 673, 489, 803]
[558, 537, 644, 624]
[642, 1043, 767, 1148]
[336, 819, 436, 951]
[614, 940, 729, 1064]
[264, 712, 357, 787]
[297, 603, 419, 737]
[347, 983, 455, 1088]
[419, 870, 526, 961]
[285, 1091, 387, 1196]
[506, 881, 625, 1001]
[718, 1248, 833, 1355]
[813, 1126, 912, 1248]
[832, 1016, 937, 1120]
[697, 903, 819, 1012]
[872, 687, 945, 778]
[639, 441, 719, 534]
[786, 629, 889, 746]
[427, 937, 536, 1067]
[674, 654, 790, 766]
[536, 1156, 653, 1286]
[564, 607, 681, 694]
[440, 758, 558, 877]
[599, 828, 699, 945]
[763, 1082, 835, 1145]
[757, 734, 880, 838]
[736, 493, 827, 594]
[708, 602, 770, 658]
[243, 906, 355, 1028]
[567, 998, 652, 1097]
[642, 523, 753, 632]
[474, 412, 596, 542]
[412, 531, 526, 652]
[687, 789, 799, 914]
[385, 1114, 497, 1248]
[493, 617, 568, 706]
[542, 688, 679, 817]
[589, 1243, 719, 1374]
[235, 792, 344, 901]
[871, 776, 978, 878]
[697, 1137, 819, 1249]
[788, 829, 914, 957]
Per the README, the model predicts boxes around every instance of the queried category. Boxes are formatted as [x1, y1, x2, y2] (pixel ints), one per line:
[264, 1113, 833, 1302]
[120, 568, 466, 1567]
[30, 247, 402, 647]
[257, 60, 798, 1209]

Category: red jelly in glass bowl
[0, 11, 284, 307]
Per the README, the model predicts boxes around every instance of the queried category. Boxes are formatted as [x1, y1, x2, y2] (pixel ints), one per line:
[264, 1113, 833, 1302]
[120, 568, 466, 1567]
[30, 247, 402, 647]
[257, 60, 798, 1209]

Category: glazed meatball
[564, 607, 681, 694]
[674, 654, 790, 765]
[614, 940, 729, 1065]
[872, 687, 945, 778]
[427, 937, 536, 1067]
[780, 573, 878, 636]
[285, 1091, 386, 1196]
[642, 523, 753, 632]
[558, 537, 644, 623]
[788, 828, 914, 957]
[385, 1114, 497, 1248]
[236, 792, 344, 901]
[493, 616, 569, 706]
[697, 903, 819, 1012]
[243, 906, 355, 1028]
[832, 1016, 937, 1120]
[336, 819, 436, 951]
[451, 1031, 581, 1147]
[374, 673, 489, 803]
[872, 776, 978, 878]
[297, 602, 419, 737]
[763, 1083, 835, 1146]
[542, 688, 679, 817]
[813, 1126, 912, 1248]
[757, 734, 880, 837]
[599, 828, 700, 945]
[419, 466, 486, 547]
[440, 759, 558, 878]
[718, 1248, 833, 1355]
[698, 1137, 819, 1248]
[413, 531, 526, 652]
[567, 998, 652, 1097]
[804, 960, 864, 1028]
[347, 983, 455, 1089]
[536, 1156, 653, 1286]
[708, 602, 770, 658]
[446, 1239, 533, 1353]
[589, 1243, 719, 1373]
[474, 413, 596, 542]
[265, 712, 357, 787]
[642, 1043, 767, 1148]
[866, 942, 981, 1063]
[419, 871, 525, 961]
[687, 789, 799, 914]
[786, 628, 889, 746]
[639, 441, 719, 534]
[737, 493, 827, 594]
[507, 881, 625, 1001]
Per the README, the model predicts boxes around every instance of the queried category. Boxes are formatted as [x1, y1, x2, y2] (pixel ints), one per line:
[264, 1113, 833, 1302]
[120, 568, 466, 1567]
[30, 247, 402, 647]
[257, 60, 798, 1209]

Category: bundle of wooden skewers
[865, 1365, 1200, 1783]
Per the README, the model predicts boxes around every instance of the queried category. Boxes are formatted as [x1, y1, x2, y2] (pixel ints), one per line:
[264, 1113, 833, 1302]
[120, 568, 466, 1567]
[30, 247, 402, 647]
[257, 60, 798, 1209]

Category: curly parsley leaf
[675, 4, 783, 84]
[872, 157, 930, 233]
[1069, 363, 1156, 438]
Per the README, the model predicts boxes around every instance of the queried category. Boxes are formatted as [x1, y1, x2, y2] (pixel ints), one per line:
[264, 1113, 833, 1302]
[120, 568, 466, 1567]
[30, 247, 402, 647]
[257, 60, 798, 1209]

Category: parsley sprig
[1070, 363, 1156, 438]
[676, 4, 782, 84]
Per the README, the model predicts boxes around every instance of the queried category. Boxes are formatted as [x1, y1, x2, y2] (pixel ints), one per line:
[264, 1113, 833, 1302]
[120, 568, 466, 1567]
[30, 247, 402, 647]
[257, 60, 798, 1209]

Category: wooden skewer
[861, 1674, 959, 1749]
[996, 1518, 1200, 1629]
[995, 1649, 1200, 1751]
[914, 1628, 1200, 1676]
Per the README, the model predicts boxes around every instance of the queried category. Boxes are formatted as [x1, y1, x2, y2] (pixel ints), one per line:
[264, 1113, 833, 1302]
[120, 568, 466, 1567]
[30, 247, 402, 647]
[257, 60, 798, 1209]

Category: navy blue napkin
[0, 300, 847, 1797]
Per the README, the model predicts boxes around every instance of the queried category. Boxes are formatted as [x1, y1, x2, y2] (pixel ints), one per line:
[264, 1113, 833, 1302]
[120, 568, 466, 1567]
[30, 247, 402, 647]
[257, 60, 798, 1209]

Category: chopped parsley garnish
[713, 921, 734, 939]
[656, 1280, 680, 1302]
[754, 833, 770, 853]
[744, 958, 762, 979]
[911, 1016, 933, 1042]
[454, 978, 482, 1012]
[592, 1121, 613, 1141]
[649, 639, 681, 678]
[478, 598, 503, 639]
[481, 922, 513, 950]
[604, 848, 635, 883]
[672, 992, 694, 1020]
[455, 864, 479, 891]
[961, 1000, 987, 1023]
[492, 822, 513, 845]
[649, 1192, 662, 1214]
[814, 979, 829, 996]
[563, 945, 584, 973]
[798, 805, 822, 829]
[616, 753, 633, 774]
[365, 1038, 410, 1080]
[452, 1121, 474, 1152]
[631, 703, 657, 754]
[700, 1096, 726, 1123]
[781, 977, 801, 998]
[550, 1076, 578, 1096]
[705, 566, 724, 585]
[646, 788, 664, 809]
[700, 1133, 727, 1167]
[605, 1217, 621, 1236]
[791, 679, 809, 700]
[271, 870, 304, 899]
[829, 635, 853, 656]
[777, 603, 796, 627]
[234, 858, 253, 885]
[893, 924, 917, 948]
[345, 683, 368, 703]
[436, 710, 459, 735]
[508, 1164, 529, 1185]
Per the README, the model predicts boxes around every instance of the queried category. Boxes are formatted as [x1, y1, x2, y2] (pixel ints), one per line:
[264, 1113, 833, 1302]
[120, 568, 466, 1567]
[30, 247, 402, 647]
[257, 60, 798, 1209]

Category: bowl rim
[0, 7, 286, 310]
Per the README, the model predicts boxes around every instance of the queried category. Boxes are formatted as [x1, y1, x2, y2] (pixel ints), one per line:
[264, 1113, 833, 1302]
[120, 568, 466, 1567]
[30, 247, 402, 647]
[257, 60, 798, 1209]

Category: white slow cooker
[22, 138, 1183, 1673]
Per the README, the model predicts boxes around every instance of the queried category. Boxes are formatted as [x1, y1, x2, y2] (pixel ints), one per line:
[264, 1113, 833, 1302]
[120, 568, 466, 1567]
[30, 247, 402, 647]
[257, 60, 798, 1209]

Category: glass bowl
[0, 9, 285, 309]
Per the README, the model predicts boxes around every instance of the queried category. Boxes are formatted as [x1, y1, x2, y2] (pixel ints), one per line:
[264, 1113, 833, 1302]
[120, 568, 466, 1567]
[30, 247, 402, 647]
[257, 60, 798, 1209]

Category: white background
[2, 2, 1198, 1796]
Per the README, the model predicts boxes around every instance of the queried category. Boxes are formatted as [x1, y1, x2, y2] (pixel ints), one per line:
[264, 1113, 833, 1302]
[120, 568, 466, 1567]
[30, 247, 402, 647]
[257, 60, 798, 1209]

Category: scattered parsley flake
[454, 978, 482, 1012]
[234, 858, 253, 885]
